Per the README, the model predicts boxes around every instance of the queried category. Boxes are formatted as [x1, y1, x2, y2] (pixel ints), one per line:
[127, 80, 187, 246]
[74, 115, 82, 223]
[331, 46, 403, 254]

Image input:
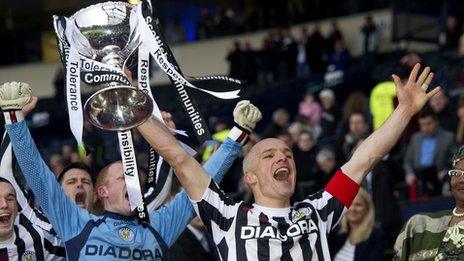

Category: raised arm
[138, 100, 261, 201]
[341, 63, 441, 184]
[0, 82, 92, 241]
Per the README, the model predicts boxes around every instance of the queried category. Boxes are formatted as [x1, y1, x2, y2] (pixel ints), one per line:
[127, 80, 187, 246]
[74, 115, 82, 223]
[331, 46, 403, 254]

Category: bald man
[137, 64, 441, 260]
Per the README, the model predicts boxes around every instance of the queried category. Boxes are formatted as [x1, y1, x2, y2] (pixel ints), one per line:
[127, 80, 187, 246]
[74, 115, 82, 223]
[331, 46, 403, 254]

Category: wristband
[3, 110, 24, 124]
[228, 126, 250, 145]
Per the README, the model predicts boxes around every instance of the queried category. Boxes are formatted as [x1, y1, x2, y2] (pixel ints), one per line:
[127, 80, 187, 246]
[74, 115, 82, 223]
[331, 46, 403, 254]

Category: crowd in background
[224, 15, 380, 84]
[162, 0, 389, 45]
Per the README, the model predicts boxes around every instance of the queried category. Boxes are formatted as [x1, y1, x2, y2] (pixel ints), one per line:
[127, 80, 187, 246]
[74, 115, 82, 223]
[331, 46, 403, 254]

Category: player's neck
[254, 197, 290, 209]
[0, 231, 15, 246]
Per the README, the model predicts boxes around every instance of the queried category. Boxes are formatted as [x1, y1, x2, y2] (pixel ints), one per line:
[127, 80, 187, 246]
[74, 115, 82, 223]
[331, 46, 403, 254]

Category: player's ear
[244, 172, 257, 186]
[97, 186, 108, 198]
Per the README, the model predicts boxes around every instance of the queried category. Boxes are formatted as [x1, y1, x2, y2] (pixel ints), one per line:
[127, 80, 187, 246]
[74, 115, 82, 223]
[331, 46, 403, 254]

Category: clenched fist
[0, 82, 32, 111]
[233, 100, 262, 132]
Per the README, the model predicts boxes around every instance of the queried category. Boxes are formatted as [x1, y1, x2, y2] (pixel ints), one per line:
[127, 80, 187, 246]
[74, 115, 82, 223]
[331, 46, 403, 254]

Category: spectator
[404, 108, 456, 199]
[327, 38, 351, 72]
[394, 146, 464, 260]
[330, 188, 384, 260]
[359, 15, 378, 70]
[288, 121, 303, 145]
[440, 15, 461, 51]
[342, 112, 370, 161]
[298, 91, 322, 126]
[428, 89, 458, 132]
[306, 25, 327, 74]
[293, 131, 318, 183]
[49, 154, 65, 178]
[314, 148, 338, 189]
[213, 7, 240, 36]
[369, 80, 396, 131]
[296, 27, 310, 79]
[276, 27, 298, 79]
[241, 41, 258, 83]
[318, 89, 340, 144]
[370, 156, 404, 250]
[197, 8, 213, 40]
[262, 108, 290, 138]
[226, 40, 243, 79]
[327, 21, 344, 51]
[257, 35, 276, 84]
[276, 130, 294, 149]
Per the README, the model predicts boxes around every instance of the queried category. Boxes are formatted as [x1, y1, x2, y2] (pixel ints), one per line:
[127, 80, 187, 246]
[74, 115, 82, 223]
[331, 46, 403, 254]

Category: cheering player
[0, 81, 262, 260]
[137, 64, 440, 260]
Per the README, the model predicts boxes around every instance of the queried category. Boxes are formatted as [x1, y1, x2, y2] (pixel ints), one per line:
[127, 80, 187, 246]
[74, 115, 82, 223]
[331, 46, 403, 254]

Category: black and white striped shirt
[192, 170, 358, 261]
[0, 134, 65, 260]
[0, 213, 65, 261]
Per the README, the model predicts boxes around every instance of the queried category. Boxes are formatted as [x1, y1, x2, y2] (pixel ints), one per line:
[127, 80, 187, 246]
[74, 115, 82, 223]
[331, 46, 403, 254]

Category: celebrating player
[0, 81, 262, 260]
[136, 63, 441, 260]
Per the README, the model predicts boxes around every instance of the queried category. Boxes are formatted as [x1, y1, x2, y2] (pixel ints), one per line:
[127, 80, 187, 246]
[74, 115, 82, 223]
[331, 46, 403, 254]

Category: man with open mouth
[58, 162, 97, 212]
[0, 176, 65, 260]
[137, 63, 442, 260]
[0, 81, 262, 260]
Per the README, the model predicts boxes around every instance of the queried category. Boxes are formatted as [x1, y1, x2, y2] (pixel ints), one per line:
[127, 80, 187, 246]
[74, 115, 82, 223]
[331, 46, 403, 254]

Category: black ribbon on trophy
[52, 1, 244, 223]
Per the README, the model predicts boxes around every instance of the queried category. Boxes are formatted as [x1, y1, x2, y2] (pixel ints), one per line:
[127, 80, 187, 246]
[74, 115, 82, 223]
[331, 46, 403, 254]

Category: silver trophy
[70, 1, 153, 130]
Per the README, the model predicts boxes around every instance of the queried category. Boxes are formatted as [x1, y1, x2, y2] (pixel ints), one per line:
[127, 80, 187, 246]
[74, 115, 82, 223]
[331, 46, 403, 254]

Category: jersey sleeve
[151, 137, 242, 247]
[304, 169, 359, 232]
[5, 120, 94, 241]
[191, 180, 240, 240]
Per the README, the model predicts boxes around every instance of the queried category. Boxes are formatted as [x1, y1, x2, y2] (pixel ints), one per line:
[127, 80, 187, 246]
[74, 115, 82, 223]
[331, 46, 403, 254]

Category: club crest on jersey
[21, 250, 36, 261]
[119, 227, 134, 241]
[293, 208, 310, 221]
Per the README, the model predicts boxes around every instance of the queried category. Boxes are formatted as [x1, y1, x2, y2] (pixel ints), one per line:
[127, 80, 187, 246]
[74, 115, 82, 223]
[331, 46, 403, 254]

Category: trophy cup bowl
[70, 1, 153, 131]
[84, 86, 154, 131]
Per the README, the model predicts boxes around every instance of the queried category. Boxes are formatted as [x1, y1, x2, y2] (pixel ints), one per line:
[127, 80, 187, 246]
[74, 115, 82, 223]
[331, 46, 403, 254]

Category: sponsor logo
[240, 219, 318, 241]
[114, 220, 136, 227]
[119, 227, 134, 241]
[21, 250, 36, 261]
[84, 245, 162, 260]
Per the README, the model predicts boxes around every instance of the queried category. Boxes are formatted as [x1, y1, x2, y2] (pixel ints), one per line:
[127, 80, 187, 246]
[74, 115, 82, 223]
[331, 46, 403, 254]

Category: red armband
[325, 170, 360, 207]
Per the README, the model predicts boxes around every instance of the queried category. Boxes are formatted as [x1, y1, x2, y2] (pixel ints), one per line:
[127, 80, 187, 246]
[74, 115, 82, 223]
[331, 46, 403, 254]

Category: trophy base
[84, 86, 154, 131]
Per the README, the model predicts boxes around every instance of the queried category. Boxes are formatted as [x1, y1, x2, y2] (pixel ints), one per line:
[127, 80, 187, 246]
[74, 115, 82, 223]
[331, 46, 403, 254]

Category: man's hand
[0, 82, 32, 111]
[22, 95, 38, 116]
[233, 100, 262, 132]
[161, 111, 176, 129]
[391, 63, 441, 116]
